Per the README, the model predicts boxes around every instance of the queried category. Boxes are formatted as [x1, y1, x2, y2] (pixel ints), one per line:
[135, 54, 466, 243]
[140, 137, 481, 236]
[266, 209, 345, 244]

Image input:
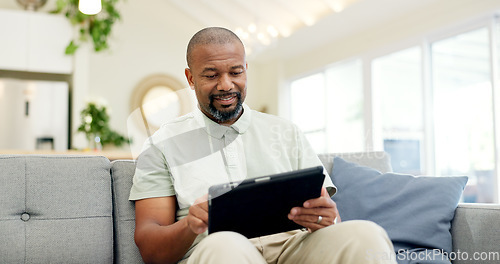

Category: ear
[185, 68, 195, 90]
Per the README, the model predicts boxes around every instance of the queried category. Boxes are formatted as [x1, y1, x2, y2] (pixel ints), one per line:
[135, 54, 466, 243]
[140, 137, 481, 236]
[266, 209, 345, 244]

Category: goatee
[208, 92, 243, 123]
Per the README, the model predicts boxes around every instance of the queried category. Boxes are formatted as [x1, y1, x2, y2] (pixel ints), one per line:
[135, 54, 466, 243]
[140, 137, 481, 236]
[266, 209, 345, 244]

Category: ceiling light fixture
[79, 0, 102, 15]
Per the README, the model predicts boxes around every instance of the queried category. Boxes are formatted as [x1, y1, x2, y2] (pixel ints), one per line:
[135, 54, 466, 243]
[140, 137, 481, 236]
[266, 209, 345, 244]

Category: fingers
[288, 188, 339, 232]
[303, 187, 334, 209]
[336, 209, 341, 224]
[187, 194, 209, 234]
[289, 211, 336, 226]
[288, 207, 337, 225]
[193, 194, 209, 210]
[292, 218, 328, 232]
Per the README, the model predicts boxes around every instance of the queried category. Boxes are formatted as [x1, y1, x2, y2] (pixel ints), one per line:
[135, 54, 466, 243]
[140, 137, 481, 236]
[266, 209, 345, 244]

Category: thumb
[321, 187, 328, 197]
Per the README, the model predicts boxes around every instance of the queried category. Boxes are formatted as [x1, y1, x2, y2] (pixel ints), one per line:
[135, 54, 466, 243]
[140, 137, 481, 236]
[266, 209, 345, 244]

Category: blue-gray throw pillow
[331, 157, 467, 264]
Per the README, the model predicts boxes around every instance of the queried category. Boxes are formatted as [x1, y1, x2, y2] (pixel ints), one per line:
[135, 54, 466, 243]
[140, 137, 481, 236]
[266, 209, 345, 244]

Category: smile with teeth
[218, 96, 233, 101]
[213, 93, 238, 104]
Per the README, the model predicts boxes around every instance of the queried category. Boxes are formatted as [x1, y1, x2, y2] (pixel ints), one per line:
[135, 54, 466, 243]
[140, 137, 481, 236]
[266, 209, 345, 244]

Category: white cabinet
[0, 10, 29, 71]
[0, 9, 73, 74]
[27, 12, 73, 73]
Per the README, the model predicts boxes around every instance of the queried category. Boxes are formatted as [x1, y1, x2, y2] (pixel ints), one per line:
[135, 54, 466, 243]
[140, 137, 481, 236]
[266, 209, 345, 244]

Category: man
[130, 27, 396, 264]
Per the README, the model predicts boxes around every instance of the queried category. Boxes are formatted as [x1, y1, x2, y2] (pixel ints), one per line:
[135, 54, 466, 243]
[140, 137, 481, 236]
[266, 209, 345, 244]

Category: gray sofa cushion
[0, 155, 113, 263]
[111, 160, 144, 264]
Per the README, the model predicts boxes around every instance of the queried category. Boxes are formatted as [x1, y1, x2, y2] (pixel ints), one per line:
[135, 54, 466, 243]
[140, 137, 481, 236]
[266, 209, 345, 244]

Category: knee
[196, 231, 252, 253]
[339, 220, 393, 250]
[319, 220, 391, 245]
[347, 220, 388, 236]
[291, 221, 394, 264]
[190, 231, 264, 264]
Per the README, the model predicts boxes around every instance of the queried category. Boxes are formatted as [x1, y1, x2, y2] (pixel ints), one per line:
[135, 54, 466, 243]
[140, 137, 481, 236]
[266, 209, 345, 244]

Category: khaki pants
[181, 220, 397, 264]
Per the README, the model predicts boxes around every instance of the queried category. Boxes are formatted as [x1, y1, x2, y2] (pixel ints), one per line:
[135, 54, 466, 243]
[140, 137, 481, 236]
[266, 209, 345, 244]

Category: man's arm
[134, 195, 209, 264]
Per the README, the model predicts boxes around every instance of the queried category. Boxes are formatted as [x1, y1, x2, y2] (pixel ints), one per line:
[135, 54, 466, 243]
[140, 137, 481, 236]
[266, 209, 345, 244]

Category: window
[372, 47, 423, 174]
[290, 60, 364, 154]
[431, 28, 494, 202]
[325, 60, 364, 153]
[288, 17, 500, 203]
[290, 73, 327, 153]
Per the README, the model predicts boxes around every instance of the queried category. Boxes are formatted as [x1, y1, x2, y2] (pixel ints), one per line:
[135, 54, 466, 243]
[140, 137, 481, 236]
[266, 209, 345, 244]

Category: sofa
[0, 152, 499, 264]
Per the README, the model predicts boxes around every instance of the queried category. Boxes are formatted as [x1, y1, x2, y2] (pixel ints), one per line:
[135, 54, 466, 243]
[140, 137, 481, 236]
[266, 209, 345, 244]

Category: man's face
[185, 42, 247, 125]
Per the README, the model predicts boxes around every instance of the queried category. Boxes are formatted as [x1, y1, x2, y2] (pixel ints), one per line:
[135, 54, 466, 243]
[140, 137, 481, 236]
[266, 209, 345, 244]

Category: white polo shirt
[129, 104, 336, 213]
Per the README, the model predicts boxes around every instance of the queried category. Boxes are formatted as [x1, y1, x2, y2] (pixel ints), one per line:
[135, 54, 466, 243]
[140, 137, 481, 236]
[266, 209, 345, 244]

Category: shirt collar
[194, 103, 252, 139]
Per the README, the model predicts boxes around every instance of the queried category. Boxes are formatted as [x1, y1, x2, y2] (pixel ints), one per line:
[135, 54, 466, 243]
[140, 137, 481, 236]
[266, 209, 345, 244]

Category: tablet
[208, 166, 325, 238]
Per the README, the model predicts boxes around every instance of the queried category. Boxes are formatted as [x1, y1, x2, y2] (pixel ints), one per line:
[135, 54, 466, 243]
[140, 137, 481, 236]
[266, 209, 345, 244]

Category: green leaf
[65, 40, 79, 55]
[50, 0, 66, 13]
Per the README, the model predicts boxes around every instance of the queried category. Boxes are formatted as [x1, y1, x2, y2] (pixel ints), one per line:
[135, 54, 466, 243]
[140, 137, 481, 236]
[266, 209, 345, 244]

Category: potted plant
[51, 0, 122, 54]
[77, 101, 131, 150]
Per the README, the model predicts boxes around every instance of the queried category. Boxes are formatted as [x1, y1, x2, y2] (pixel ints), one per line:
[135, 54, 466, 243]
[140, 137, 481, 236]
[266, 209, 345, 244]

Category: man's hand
[287, 187, 341, 232]
[186, 194, 209, 234]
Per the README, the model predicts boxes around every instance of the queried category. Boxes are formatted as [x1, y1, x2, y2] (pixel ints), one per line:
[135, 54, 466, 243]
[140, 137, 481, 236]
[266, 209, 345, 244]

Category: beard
[208, 92, 243, 123]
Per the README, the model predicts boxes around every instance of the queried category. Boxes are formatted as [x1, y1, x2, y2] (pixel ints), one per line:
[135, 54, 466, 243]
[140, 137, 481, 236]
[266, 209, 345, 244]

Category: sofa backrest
[318, 151, 393, 174]
[0, 155, 114, 263]
[111, 160, 144, 264]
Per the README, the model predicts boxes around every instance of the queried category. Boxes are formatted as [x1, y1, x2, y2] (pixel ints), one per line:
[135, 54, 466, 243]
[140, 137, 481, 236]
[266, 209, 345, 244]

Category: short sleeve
[129, 138, 176, 201]
[294, 125, 337, 196]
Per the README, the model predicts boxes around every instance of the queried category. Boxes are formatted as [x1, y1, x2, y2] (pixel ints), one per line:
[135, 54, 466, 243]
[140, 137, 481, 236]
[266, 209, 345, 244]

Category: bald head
[186, 27, 245, 68]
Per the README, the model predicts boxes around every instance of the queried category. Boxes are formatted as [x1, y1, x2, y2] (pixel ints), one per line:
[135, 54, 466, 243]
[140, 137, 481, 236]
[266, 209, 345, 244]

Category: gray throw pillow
[330, 157, 468, 264]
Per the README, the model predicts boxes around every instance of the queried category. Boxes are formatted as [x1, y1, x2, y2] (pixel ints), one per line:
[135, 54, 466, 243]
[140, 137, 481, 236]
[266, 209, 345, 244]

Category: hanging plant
[51, 0, 122, 55]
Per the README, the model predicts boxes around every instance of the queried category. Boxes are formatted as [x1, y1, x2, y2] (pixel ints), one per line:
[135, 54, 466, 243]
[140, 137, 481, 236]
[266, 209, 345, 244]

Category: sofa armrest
[451, 203, 500, 264]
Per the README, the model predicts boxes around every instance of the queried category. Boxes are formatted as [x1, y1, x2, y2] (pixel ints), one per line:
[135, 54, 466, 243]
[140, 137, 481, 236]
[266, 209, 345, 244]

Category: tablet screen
[208, 166, 325, 238]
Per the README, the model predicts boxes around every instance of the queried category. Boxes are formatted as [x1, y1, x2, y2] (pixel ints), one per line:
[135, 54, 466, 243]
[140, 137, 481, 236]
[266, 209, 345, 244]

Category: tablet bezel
[208, 166, 325, 238]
